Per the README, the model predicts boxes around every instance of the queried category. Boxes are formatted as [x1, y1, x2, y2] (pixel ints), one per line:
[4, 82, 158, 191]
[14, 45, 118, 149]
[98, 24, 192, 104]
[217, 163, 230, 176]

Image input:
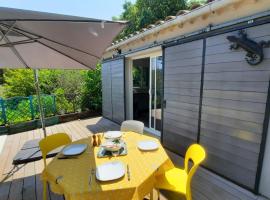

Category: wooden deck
[0, 117, 268, 200]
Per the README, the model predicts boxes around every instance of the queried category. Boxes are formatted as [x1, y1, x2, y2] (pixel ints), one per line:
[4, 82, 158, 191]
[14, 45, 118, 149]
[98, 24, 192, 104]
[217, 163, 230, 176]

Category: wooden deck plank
[22, 130, 37, 200]
[8, 132, 28, 194]
[0, 134, 18, 200]
[59, 122, 80, 141]
[66, 121, 84, 140]
[9, 132, 29, 200]
[8, 131, 29, 200]
[33, 128, 46, 200]
[70, 120, 91, 138]
[68, 121, 87, 138]
[0, 117, 268, 200]
[53, 124, 71, 140]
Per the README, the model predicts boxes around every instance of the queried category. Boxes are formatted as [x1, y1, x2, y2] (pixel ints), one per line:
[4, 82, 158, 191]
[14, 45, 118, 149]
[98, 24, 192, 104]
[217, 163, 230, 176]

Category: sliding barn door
[201, 23, 270, 190]
[163, 40, 204, 155]
[111, 59, 125, 123]
[101, 62, 112, 119]
[101, 58, 125, 123]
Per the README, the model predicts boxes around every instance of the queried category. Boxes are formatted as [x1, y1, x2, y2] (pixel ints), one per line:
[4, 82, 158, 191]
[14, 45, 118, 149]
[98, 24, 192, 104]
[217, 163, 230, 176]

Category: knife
[58, 156, 78, 159]
[127, 164, 130, 181]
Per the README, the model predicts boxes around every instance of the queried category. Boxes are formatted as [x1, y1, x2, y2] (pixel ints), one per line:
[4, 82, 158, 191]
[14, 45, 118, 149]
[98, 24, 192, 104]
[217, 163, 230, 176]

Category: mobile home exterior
[102, 0, 270, 197]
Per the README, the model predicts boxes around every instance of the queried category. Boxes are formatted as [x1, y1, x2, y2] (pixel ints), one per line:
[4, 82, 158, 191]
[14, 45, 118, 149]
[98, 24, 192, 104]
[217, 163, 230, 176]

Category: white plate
[104, 131, 122, 139]
[96, 161, 125, 181]
[137, 140, 159, 151]
[62, 144, 87, 156]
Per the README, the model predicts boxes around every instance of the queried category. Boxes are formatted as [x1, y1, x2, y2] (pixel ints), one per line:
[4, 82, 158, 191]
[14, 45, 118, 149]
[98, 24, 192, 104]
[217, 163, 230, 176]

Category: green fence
[0, 94, 56, 125]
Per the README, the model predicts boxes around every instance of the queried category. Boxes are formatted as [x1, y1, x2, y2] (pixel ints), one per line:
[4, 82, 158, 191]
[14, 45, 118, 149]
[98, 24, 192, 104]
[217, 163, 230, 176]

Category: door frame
[148, 55, 163, 136]
[125, 47, 162, 136]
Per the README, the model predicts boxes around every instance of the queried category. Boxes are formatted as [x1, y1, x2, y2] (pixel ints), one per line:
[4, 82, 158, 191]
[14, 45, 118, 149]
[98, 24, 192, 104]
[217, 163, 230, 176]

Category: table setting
[43, 131, 173, 200]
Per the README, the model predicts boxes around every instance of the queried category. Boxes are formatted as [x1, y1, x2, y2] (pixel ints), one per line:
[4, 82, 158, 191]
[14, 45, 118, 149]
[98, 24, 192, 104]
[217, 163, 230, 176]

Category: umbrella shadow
[86, 117, 120, 134]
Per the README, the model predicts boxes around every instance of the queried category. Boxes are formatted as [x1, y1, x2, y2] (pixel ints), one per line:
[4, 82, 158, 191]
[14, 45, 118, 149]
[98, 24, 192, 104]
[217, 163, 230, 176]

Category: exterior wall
[162, 22, 270, 190]
[111, 59, 125, 123]
[201, 23, 270, 189]
[101, 62, 112, 119]
[163, 40, 203, 155]
[101, 58, 125, 124]
[102, 12, 270, 192]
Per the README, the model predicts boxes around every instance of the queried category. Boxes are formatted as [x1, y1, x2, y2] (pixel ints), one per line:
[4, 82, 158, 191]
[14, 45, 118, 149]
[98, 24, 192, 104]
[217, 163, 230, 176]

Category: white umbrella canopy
[0, 7, 126, 137]
[0, 7, 126, 69]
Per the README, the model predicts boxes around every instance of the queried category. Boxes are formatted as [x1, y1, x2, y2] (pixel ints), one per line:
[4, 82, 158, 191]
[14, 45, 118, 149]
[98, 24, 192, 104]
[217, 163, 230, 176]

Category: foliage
[2, 67, 101, 115]
[81, 63, 102, 111]
[187, 0, 207, 9]
[53, 70, 86, 113]
[4, 69, 36, 97]
[53, 88, 73, 114]
[113, 0, 187, 40]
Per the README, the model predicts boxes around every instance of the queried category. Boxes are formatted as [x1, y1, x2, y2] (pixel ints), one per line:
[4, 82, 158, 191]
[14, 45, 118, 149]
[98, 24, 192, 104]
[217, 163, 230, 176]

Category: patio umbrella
[0, 7, 126, 137]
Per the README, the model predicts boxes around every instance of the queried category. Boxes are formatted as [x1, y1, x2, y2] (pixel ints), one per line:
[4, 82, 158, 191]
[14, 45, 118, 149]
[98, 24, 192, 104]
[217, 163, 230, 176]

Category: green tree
[4, 69, 36, 97]
[136, 0, 186, 28]
[187, 0, 207, 9]
[114, 0, 187, 40]
[55, 70, 86, 113]
[81, 63, 102, 111]
[2, 69, 92, 114]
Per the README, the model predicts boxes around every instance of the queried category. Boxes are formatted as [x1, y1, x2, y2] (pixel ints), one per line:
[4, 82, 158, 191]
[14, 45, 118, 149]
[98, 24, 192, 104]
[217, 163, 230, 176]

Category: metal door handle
[163, 100, 166, 109]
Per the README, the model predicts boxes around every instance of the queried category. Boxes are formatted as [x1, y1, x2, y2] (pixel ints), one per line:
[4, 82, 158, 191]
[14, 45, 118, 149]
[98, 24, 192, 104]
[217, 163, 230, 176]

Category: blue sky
[0, 0, 136, 20]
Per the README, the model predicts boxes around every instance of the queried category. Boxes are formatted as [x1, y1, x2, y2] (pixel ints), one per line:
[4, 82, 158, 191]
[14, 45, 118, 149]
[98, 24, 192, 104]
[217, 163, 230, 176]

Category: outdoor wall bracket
[227, 30, 270, 66]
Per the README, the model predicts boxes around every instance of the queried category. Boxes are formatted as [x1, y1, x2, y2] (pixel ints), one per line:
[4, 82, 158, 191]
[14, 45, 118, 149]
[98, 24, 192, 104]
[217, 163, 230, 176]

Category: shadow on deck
[0, 116, 267, 200]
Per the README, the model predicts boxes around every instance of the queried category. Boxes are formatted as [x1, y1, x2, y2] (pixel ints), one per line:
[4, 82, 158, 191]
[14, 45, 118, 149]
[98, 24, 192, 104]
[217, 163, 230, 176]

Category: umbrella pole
[34, 69, 47, 137]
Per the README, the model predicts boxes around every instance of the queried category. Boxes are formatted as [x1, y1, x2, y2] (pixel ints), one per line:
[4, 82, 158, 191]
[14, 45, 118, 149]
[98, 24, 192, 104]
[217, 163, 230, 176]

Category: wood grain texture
[111, 59, 125, 124]
[200, 23, 270, 190]
[163, 39, 203, 155]
[102, 59, 125, 124]
[161, 23, 270, 191]
[101, 62, 112, 119]
[0, 117, 267, 200]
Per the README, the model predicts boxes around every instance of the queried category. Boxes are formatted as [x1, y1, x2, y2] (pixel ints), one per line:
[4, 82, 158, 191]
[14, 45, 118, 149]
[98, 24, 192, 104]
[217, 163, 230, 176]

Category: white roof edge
[106, 0, 241, 51]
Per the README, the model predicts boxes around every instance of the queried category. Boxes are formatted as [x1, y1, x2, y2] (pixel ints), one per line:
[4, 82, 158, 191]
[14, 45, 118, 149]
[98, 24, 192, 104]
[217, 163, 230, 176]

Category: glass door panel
[149, 56, 163, 131]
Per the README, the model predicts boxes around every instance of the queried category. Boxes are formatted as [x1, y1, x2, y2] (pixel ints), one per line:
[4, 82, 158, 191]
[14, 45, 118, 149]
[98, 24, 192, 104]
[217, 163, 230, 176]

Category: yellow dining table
[42, 132, 174, 200]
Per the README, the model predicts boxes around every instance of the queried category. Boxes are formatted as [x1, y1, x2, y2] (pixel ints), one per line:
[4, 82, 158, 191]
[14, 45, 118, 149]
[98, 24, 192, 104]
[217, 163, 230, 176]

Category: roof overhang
[104, 0, 270, 58]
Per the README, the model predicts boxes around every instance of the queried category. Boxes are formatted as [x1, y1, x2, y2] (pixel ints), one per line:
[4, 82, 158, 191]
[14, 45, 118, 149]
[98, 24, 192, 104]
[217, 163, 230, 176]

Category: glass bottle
[92, 135, 97, 147]
[97, 134, 102, 146]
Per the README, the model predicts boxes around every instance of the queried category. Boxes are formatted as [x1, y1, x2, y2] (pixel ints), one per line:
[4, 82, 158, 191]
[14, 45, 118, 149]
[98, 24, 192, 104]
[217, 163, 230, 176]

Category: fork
[89, 168, 95, 188]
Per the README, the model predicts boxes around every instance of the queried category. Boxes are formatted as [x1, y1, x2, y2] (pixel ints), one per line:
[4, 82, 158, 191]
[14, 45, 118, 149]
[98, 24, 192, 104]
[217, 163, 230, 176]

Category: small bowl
[101, 141, 121, 152]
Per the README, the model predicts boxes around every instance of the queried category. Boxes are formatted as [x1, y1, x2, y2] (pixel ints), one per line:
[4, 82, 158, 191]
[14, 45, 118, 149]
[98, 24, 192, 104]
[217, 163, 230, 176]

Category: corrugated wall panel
[101, 58, 125, 123]
[201, 23, 270, 189]
[163, 39, 203, 155]
[111, 59, 125, 123]
[101, 62, 112, 119]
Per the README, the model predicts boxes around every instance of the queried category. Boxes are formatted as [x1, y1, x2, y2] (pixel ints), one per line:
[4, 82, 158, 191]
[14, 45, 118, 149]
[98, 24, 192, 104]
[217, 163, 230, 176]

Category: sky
[0, 0, 136, 20]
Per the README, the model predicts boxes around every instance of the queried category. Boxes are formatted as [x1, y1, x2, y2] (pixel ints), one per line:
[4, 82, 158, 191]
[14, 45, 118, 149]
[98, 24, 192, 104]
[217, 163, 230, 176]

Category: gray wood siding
[101, 58, 125, 123]
[201, 23, 270, 189]
[111, 59, 125, 123]
[163, 39, 203, 155]
[101, 62, 112, 119]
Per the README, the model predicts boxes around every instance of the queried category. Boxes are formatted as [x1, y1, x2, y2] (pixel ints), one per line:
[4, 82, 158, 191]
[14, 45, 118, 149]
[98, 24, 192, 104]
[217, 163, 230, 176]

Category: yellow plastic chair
[39, 133, 72, 200]
[155, 144, 206, 200]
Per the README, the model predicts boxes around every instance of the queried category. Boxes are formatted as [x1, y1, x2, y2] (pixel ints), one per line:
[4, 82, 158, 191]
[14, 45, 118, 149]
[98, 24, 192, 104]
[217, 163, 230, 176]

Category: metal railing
[0, 94, 56, 125]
